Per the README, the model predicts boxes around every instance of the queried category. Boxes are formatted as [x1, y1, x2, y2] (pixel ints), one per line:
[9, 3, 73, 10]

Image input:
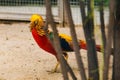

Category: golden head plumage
[30, 14, 43, 22]
[30, 14, 45, 36]
[30, 14, 44, 30]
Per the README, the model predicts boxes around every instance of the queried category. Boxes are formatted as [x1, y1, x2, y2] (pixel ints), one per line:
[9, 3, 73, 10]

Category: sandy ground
[0, 22, 112, 80]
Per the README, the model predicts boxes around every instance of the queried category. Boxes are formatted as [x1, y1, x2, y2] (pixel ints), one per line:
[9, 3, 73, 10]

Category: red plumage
[79, 40, 101, 52]
[32, 28, 58, 60]
[30, 14, 102, 72]
[32, 28, 101, 59]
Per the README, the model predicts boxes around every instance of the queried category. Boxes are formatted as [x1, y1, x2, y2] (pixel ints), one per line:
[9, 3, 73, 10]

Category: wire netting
[0, 0, 57, 6]
[0, 0, 80, 6]
[0, 0, 108, 25]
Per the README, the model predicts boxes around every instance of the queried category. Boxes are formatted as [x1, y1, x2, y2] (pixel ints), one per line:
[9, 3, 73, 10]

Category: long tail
[59, 33, 101, 52]
[79, 40, 101, 52]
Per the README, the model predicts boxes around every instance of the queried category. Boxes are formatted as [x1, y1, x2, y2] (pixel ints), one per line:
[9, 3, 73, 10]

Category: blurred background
[0, 0, 109, 25]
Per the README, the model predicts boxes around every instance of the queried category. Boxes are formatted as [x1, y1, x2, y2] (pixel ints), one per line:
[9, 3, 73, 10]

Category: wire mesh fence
[0, 0, 53, 6]
[0, 0, 80, 6]
[0, 0, 109, 25]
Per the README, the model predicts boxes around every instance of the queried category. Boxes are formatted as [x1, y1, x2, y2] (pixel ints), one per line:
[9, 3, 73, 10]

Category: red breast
[31, 28, 58, 59]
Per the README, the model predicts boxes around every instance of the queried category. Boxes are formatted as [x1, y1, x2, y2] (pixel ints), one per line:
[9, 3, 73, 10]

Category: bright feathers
[30, 14, 102, 72]
[53, 33, 101, 52]
[59, 33, 101, 52]
[30, 14, 101, 57]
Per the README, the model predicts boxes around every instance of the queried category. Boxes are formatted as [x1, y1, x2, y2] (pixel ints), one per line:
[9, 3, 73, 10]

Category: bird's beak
[29, 19, 45, 32]
[29, 20, 39, 29]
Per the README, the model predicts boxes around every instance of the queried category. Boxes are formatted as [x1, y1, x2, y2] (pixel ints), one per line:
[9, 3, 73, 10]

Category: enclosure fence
[0, 0, 109, 25]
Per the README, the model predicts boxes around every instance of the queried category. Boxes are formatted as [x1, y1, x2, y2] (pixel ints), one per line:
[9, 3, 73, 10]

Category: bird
[29, 14, 101, 72]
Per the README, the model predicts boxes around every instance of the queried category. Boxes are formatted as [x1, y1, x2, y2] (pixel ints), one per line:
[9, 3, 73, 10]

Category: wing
[48, 32, 73, 52]
[59, 36, 73, 51]
[59, 34, 74, 51]
[49, 32, 101, 52]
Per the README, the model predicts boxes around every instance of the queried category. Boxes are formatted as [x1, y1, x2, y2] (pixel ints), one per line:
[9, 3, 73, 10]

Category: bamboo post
[64, 0, 87, 80]
[103, 0, 115, 79]
[45, 0, 77, 80]
[80, 0, 99, 79]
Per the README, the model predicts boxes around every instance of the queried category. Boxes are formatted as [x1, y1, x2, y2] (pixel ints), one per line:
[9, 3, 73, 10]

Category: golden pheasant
[29, 14, 101, 72]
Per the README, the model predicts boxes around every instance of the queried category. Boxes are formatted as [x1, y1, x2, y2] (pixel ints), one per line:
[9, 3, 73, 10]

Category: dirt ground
[0, 22, 112, 80]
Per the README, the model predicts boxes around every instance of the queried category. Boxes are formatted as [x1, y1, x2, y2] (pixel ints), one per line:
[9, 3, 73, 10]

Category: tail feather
[79, 40, 101, 52]
[96, 45, 101, 52]
[58, 33, 102, 52]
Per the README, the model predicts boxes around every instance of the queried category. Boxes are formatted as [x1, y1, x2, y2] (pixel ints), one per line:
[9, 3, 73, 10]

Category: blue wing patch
[60, 37, 73, 51]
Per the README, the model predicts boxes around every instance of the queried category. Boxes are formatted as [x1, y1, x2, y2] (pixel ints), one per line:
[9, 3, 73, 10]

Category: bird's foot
[47, 61, 60, 74]
[46, 69, 60, 74]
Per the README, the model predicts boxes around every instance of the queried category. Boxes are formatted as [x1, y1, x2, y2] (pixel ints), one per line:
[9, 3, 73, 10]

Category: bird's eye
[34, 20, 38, 25]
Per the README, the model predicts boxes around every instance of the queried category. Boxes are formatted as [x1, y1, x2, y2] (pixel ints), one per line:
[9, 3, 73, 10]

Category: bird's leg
[53, 61, 60, 72]
[52, 52, 68, 72]
[48, 52, 68, 73]
[47, 61, 59, 73]
[63, 52, 68, 60]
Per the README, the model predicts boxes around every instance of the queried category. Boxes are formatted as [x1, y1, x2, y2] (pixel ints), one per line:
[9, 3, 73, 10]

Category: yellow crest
[30, 14, 44, 27]
[30, 14, 43, 22]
